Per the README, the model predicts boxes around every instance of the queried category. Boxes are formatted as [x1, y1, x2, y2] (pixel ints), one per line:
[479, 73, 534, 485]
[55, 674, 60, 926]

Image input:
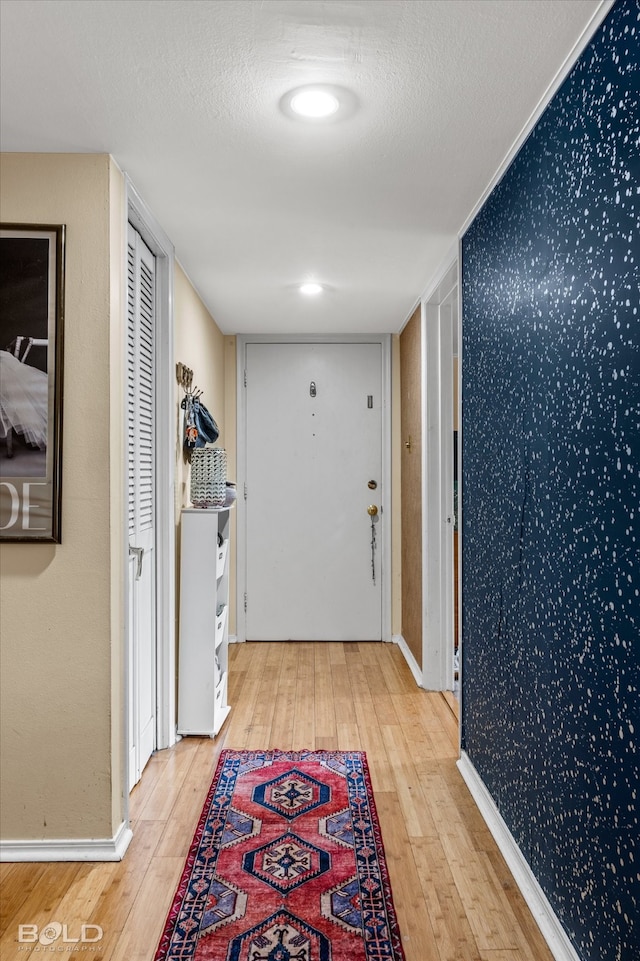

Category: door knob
[367, 505, 378, 517]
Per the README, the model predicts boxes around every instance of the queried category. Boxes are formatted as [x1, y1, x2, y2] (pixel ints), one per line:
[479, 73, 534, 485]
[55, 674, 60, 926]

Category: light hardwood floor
[0, 642, 553, 961]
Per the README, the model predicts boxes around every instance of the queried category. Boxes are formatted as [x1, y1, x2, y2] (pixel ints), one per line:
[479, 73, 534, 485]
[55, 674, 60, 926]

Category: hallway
[0, 642, 553, 960]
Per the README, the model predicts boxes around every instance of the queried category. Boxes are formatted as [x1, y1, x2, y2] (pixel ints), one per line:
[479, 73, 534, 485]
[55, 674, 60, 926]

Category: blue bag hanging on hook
[182, 394, 219, 451]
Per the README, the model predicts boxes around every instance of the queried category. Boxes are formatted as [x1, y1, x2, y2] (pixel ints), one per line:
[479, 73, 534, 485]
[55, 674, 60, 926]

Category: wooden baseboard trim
[0, 820, 133, 863]
[457, 753, 581, 961]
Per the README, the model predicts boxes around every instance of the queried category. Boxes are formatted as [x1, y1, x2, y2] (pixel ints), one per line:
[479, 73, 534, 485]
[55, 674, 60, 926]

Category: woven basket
[190, 447, 227, 508]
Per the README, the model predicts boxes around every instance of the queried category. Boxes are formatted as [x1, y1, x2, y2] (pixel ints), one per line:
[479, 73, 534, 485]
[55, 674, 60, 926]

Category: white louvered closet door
[127, 224, 156, 789]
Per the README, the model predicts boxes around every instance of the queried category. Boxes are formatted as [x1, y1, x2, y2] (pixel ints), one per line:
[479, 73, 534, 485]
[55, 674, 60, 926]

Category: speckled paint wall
[461, 2, 639, 959]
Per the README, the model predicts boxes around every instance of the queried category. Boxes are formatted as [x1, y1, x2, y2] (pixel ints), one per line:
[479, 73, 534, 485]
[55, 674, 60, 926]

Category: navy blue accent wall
[461, 2, 639, 959]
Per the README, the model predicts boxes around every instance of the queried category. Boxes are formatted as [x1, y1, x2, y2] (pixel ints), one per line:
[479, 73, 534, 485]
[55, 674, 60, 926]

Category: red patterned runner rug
[154, 749, 406, 960]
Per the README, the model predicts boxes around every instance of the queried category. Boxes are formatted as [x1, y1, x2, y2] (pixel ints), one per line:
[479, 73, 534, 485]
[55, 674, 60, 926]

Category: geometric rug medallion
[154, 749, 406, 960]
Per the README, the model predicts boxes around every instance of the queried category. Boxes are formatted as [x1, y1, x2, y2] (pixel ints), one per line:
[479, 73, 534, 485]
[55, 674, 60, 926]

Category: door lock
[367, 505, 378, 517]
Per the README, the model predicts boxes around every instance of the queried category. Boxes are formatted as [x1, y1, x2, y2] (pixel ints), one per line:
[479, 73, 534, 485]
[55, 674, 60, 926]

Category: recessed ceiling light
[299, 283, 324, 296]
[290, 89, 339, 119]
[279, 84, 358, 123]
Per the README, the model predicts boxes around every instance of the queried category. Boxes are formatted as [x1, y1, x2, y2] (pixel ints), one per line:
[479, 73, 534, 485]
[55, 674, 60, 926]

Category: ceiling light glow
[299, 283, 324, 296]
[290, 89, 339, 119]
[280, 85, 357, 123]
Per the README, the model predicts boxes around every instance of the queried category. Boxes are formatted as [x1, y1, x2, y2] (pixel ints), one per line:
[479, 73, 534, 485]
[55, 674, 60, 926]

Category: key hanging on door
[367, 504, 378, 585]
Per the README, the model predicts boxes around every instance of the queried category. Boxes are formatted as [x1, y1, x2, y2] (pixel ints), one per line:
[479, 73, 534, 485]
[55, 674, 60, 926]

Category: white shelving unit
[177, 507, 231, 737]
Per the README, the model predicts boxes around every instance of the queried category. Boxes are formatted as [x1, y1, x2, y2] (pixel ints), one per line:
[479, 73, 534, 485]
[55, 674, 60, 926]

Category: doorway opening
[422, 259, 459, 697]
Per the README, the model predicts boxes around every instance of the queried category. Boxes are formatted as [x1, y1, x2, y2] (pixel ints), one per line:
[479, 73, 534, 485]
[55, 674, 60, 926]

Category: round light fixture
[290, 89, 339, 119]
[299, 283, 324, 296]
[280, 84, 358, 123]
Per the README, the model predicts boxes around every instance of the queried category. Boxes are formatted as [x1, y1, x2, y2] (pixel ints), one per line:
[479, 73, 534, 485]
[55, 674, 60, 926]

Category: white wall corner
[0, 820, 133, 863]
[392, 634, 423, 688]
[457, 753, 582, 961]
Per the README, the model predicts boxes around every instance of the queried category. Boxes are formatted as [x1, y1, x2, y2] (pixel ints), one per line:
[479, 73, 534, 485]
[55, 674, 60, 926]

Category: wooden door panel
[400, 307, 423, 669]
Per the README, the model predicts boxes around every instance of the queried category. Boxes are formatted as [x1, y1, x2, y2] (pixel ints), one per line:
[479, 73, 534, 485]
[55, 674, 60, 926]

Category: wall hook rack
[176, 362, 194, 393]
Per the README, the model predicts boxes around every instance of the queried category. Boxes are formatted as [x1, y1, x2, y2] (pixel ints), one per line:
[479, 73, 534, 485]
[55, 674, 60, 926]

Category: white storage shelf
[178, 507, 232, 737]
[216, 539, 229, 581]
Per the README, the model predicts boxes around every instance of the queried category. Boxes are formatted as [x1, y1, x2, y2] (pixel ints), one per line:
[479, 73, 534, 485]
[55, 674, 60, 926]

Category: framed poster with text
[0, 224, 65, 542]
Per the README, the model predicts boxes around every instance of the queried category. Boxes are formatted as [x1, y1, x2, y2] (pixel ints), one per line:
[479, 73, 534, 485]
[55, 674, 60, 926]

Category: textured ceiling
[0, 0, 607, 333]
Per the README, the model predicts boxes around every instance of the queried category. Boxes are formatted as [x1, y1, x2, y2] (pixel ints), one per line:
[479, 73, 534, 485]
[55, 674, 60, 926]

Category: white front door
[244, 342, 384, 641]
[127, 224, 156, 788]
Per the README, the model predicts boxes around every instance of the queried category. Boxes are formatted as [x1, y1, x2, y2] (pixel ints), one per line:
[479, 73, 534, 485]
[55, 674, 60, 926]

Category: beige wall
[174, 264, 226, 512]
[173, 267, 235, 634]
[0, 153, 125, 840]
[109, 161, 126, 833]
[0, 160, 233, 846]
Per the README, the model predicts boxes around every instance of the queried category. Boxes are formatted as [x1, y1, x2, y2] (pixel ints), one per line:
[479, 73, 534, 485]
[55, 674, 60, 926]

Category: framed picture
[0, 224, 65, 542]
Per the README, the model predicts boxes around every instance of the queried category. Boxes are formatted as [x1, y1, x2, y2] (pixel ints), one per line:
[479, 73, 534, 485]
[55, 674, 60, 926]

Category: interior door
[127, 223, 156, 789]
[245, 342, 383, 641]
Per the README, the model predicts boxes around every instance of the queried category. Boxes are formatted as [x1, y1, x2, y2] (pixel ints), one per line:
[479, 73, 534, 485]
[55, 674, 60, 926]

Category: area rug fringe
[154, 748, 406, 960]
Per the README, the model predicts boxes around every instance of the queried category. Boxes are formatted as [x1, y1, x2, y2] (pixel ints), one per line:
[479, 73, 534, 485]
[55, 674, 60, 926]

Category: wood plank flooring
[0, 642, 553, 961]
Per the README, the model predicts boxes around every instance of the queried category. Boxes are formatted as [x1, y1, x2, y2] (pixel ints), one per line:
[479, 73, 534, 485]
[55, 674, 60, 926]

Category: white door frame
[236, 334, 392, 644]
[124, 178, 176, 797]
[421, 254, 459, 690]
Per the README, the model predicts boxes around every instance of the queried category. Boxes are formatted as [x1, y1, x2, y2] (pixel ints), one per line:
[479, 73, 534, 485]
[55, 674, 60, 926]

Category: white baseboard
[0, 820, 133, 863]
[392, 634, 423, 687]
[457, 753, 581, 961]
[228, 634, 241, 644]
